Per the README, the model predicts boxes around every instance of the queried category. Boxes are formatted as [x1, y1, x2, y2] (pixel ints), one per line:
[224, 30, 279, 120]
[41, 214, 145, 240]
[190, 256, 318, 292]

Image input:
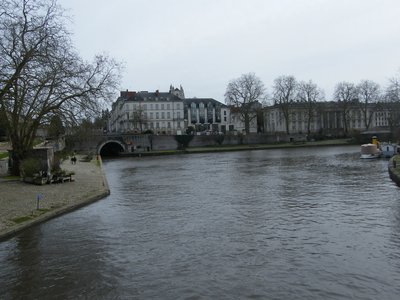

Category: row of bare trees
[225, 73, 400, 135]
[0, 0, 122, 175]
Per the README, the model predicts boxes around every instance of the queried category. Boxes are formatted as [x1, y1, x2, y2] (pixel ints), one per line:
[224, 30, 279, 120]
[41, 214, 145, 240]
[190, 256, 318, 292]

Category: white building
[264, 101, 393, 136]
[109, 86, 238, 135]
[109, 86, 186, 134]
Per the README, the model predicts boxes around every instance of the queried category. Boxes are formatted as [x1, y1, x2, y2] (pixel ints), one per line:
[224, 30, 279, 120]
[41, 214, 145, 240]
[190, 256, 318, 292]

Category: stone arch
[97, 140, 126, 156]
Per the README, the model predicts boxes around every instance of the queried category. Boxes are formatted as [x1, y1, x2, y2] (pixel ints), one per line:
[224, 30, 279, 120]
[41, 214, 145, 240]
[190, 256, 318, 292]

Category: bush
[214, 135, 225, 145]
[20, 158, 41, 177]
[174, 135, 194, 150]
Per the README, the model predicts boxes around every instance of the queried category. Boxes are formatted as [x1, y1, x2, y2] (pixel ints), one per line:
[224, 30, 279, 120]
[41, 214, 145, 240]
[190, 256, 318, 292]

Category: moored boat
[380, 142, 398, 158]
[360, 143, 381, 159]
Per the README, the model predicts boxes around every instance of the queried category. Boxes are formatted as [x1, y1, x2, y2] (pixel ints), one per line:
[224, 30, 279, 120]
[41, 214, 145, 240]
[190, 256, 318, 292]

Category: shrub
[174, 135, 194, 150]
[214, 134, 225, 145]
[20, 158, 41, 177]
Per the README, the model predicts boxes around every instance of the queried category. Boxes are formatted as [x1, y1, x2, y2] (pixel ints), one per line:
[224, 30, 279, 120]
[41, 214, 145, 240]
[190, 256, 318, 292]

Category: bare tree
[0, 0, 122, 175]
[130, 106, 147, 133]
[357, 80, 381, 130]
[272, 75, 297, 134]
[383, 75, 400, 134]
[225, 73, 265, 134]
[297, 80, 324, 135]
[333, 81, 358, 135]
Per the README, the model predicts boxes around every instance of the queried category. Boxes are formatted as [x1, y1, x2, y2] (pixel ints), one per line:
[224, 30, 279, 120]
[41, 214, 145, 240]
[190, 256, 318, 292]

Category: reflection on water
[1, 145, 400, 299]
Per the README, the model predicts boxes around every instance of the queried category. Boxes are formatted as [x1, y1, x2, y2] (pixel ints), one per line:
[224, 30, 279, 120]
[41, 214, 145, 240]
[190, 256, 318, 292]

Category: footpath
[0, 156, 110, 241]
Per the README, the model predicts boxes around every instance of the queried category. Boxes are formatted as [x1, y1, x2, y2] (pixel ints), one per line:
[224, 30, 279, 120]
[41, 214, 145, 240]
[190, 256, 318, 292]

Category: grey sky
[59, 0, 400, 102]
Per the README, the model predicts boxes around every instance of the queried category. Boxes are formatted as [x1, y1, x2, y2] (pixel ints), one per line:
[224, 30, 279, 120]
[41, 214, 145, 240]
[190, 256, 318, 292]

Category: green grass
[0, 152, 8, 159]
[2, 175, 19, 180]
[11, 208, 52, 224]
[12, 216, 32, 224]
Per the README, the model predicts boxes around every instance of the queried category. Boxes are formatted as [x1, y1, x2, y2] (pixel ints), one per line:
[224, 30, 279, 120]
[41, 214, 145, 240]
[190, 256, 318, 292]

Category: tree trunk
[244, 114, 250, 134]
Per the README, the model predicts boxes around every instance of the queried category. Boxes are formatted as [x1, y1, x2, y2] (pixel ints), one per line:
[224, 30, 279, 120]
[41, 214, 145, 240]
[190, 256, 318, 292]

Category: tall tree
[224, 73, 265, 134]
[296, 80, 324, 135]
[0, 0, 122, 175]
[383, 75, 400, 134]
[333, 81, 358, 135]
[357, 80, 381, 130]
[130, 106, 147, 133]
[47, 114, 65, 138]
[272, 75, 297, 134]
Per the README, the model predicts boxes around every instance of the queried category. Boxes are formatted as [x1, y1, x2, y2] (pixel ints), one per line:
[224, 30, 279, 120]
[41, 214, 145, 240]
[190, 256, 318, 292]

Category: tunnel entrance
[99, 141, 124, 157]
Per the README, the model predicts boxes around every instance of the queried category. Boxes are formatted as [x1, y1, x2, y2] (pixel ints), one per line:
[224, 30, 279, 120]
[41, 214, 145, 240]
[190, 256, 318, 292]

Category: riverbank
[120, 138, 354, 157]
[0, 156, 110, 241]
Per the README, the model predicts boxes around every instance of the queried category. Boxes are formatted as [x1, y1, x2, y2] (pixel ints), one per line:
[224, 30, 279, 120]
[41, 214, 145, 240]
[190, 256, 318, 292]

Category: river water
[1, 145, 400, 299]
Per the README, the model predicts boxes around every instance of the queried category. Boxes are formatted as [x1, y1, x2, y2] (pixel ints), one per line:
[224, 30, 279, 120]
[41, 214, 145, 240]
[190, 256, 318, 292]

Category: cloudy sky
[59, 0, 400, 103]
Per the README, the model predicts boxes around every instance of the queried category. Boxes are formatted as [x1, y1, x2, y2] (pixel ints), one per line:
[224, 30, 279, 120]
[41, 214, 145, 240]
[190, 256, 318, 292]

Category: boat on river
[380, 142, 398, 158]
[360, 136, 398, 159]
[360, 143, 381, 159]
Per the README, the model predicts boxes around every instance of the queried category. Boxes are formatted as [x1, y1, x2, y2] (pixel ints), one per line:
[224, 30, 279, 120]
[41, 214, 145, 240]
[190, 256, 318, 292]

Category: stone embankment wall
[66, 132, 306, 153]
[388, 156, 400, 187]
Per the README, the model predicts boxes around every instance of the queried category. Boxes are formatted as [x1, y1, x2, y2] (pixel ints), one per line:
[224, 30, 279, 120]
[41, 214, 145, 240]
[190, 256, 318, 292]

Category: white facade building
[264, 101, 392, 135]
[109, 86, 237, 135]
[109, 86, 185, 134]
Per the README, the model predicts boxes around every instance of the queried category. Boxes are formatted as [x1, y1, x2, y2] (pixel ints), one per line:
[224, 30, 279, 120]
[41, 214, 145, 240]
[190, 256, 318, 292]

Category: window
[161, 112, 165, 119]
[177, 121, 181, 128]
[156, 122, 160, 128]
[167, 112, 170, 119]
[177, 103, 180, 109]
[155, 104, 159, 110]
[150, 104, 153, 110]
[167, 104, 170, 109]
[143, 104, 147, 110]
[161, 104, 164, 109]
[167, 122, 171, 128]
[150, 112, 154, 119]
[156, 112, 159, 119]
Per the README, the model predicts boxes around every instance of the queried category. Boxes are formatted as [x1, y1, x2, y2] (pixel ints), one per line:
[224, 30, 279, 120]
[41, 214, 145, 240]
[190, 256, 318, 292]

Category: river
[1, 145, 400, 299]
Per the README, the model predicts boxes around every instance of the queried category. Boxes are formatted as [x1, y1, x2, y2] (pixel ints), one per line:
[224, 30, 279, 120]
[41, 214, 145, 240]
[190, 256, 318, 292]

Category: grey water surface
[1, 145, 400, 299]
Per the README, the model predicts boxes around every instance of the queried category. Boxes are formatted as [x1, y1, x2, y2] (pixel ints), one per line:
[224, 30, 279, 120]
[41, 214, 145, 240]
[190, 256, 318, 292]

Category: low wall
[0, 159, 8, 176]
[66, 133, 306, 153]
[151, 135, 177, 150]
[388, 156, 400, 187]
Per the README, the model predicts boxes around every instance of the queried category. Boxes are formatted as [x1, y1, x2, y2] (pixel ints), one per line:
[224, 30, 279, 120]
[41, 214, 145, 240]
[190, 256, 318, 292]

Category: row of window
[126, 103, 181, 110]
[145, 121, 182, 129]
[146, 111, 181, 120]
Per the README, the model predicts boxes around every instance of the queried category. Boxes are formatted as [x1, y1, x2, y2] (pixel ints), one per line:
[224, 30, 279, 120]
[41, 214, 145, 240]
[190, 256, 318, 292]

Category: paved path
[0, 156, 110, 240]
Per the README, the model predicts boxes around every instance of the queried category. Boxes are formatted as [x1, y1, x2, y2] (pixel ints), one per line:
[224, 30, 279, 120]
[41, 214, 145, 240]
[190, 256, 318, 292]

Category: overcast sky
[59, 0, 400, 103]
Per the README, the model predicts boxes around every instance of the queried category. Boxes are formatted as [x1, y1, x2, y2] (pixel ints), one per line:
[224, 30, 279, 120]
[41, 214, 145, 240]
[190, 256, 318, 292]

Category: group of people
[70, 155, 77, 164]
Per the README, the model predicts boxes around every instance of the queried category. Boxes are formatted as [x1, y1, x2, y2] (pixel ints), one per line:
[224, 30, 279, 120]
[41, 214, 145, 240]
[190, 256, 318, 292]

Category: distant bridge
[70, 133, 176, 156]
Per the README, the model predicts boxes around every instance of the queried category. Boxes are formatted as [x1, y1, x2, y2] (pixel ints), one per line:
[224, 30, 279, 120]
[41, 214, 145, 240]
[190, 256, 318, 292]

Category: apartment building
[109, 86, 239, 135]
[109, 86, 185, 134]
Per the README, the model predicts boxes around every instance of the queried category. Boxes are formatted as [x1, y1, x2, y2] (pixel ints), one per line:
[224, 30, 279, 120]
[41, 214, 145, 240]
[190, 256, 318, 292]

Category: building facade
[109, 86, 246, 135]
[264, 101, 392, 136]
[109, 86, 186, 135]
[184, 98, 230, 133]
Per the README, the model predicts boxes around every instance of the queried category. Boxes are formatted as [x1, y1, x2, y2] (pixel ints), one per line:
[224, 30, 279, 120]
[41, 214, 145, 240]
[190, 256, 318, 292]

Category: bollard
[36, 194, 42, 210]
